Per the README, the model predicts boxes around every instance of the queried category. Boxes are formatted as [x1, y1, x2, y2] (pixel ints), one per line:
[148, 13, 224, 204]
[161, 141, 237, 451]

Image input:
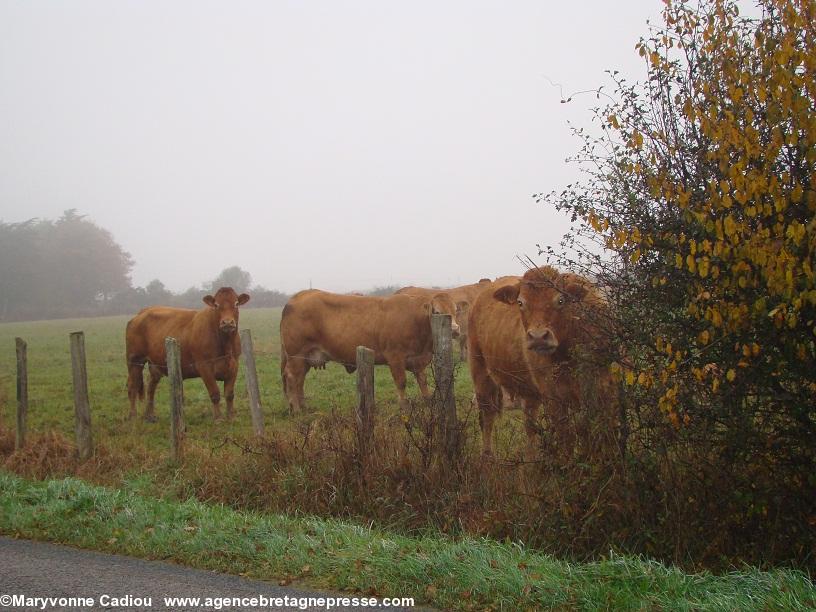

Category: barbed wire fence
[10, 292, 620, 469]
[11, 313, 468, 465]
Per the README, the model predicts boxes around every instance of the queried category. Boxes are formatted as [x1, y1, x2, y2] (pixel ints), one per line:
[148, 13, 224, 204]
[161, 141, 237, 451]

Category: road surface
[0, 537, 419, 611]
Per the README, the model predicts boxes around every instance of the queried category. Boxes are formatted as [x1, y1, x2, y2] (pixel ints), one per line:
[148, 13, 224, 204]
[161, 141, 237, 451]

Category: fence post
[431, 313, 458, 462]
[15, 337, 28, 450]
[355, 346, 375, 468]
[239, 329, 264, 436]
[165, 337, 185, 463]
[69, 331, 93, 461]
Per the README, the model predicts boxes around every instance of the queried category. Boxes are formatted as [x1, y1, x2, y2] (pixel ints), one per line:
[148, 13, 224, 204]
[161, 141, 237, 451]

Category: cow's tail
[128, 364, 145, 400]
[280, 344, 288, 396]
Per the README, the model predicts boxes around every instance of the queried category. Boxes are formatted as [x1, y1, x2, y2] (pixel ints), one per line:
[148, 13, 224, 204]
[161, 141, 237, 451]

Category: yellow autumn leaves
[594, 0, 816, 423]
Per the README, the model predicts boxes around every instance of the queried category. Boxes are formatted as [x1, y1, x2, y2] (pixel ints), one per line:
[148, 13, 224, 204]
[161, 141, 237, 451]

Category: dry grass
[4, 390, 806, 573]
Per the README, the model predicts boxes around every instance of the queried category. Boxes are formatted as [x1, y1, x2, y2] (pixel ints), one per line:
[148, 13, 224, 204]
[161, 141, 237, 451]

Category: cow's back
[449, 279, 490, 305]
[396, 282, 484, 338]
[126, 307, 198, 364]
[395, 286, 437, 298]
[379, 293, 435, 357]
[397, 281, 485, 305]
[281, 291, 383, 365]
[281, 291, 429, 366]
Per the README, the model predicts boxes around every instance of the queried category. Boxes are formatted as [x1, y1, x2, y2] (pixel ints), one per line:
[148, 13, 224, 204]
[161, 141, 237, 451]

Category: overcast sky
[0, 0, 662, 294]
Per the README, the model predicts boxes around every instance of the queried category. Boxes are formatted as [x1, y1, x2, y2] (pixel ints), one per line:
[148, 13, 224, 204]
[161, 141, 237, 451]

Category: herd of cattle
[125, 268, 611, 456]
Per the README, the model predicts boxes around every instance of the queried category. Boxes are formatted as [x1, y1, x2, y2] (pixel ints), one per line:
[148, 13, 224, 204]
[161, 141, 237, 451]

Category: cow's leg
[144, 364, 163, 422]
[459, 334, 468, 362]
[470, 352, 501, 456]
[223, 359, 238, 419]
[283, 355, 308, 415]
[551, 375, 580, 457]
[476, 385, 502, 457]
[198, 364, 223, 420]
[126, 358, 145, 420]
[412, 367, 432, 402]
[502, 387, 522, 410]
[522, 396, 542, 461]
[387, 358, 410, 410]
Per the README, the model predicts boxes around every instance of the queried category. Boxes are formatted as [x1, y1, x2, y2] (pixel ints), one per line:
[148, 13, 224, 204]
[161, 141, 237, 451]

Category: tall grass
[3, 472, 814, 611]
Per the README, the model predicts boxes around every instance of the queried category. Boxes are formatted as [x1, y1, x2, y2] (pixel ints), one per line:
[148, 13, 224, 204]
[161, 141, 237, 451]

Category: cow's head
[426, 293, 461, 338]
[203, 286, 250, 333]
[455, 300, 470, 334]
[493, 267, 590, 358]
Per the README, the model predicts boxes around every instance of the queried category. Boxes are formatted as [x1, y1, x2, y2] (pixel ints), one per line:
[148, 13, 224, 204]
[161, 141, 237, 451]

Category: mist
[0, 1, 662, 294]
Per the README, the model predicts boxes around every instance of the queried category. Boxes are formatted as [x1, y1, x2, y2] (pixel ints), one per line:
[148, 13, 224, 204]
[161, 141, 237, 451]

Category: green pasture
[0, 308, 476, 456]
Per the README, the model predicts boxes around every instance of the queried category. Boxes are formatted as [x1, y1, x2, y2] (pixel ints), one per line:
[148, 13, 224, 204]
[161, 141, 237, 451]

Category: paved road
[0, 537, 419, 611]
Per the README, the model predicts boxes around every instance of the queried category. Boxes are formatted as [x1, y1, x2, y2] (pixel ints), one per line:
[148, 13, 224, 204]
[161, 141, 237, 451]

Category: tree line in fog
[0, 211, 294, 321]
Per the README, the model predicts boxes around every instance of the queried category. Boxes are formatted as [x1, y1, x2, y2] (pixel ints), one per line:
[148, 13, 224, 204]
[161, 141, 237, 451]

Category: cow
[467, 267, 611, 457]
[396, 278, 492, 360]
[125, 287, 250, 421]
[280, 289, 460, 413]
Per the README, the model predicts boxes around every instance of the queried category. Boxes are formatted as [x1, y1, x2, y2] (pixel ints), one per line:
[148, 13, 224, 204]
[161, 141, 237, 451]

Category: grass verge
[1, 471, 814, 611]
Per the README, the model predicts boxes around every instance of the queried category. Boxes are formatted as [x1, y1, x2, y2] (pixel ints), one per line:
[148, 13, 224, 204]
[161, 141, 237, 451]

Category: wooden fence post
[15, 337, 28, 450]
[69, 331, 93, 460]
[355, 346, 375, 467]
[239, 329, 264, 436]
[432, 313, 458, 461]
[165, 337, 185, 463]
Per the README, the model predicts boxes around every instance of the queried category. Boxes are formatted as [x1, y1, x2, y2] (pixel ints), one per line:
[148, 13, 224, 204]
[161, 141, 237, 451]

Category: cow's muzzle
[526, 329, 557, 354]
[219, 320, 237, 333]
[528, 342, 557, 355]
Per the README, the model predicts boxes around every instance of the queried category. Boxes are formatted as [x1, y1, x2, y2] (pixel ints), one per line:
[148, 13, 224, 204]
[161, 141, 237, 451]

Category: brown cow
[396, 278, 492, 360]
[126, 287, 250, 421]
[467, 268, 611, 456]
[280, 289, 460, 413]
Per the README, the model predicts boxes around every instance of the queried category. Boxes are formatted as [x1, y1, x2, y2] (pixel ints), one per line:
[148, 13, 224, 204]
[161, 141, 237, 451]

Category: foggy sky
[0, 1, 662, 294]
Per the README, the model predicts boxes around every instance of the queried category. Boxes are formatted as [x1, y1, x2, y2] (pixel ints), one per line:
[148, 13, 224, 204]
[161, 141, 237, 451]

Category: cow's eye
[517, 299, 524, 308]
[235, 302, 239, 307]
[557, 295, 565, 306]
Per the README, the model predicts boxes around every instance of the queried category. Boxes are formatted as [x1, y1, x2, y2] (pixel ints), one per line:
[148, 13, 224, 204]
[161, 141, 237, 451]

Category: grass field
[0, 307, 478, 459]
[3, 310, 815, 609]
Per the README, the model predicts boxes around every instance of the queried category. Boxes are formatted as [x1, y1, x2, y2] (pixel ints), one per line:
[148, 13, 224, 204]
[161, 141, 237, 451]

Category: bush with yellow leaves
[540, 0, 814, 567]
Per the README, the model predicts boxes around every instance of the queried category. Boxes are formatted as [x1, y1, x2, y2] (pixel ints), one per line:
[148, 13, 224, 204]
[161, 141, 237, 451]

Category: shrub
[539, 0, 815, 567]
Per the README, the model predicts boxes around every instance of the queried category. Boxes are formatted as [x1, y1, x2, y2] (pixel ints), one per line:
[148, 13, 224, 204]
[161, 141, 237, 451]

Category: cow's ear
[565, 282, 588, 301]
[237, 293, 250, 305]
[203, 295, 216, 308]
[493, 283, 520, 304]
